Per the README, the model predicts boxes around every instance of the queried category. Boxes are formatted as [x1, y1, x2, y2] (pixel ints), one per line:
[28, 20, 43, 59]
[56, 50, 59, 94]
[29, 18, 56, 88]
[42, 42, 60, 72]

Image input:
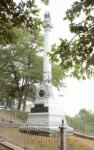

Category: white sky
[15, 0, 94, 116]
[62, 78, 94, 116]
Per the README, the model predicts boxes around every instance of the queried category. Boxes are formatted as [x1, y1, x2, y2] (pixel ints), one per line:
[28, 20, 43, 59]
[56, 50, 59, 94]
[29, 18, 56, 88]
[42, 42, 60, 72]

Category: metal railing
[66, 118, 94, 137]
[0, 110, 94, 150]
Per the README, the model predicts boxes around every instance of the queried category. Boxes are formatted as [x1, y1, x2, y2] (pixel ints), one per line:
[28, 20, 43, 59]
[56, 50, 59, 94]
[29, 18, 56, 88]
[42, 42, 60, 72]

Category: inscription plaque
[31, 104, 48, 113]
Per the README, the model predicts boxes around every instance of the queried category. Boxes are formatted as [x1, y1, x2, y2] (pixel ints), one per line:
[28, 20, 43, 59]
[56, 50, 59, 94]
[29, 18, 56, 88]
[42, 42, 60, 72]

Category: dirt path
[0, 144, 11, 150]
[67, 134, 94, 150]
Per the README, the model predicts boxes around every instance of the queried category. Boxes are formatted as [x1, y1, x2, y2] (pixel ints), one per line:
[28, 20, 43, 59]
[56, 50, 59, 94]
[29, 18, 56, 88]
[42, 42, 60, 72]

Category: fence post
[59, 120, 65, 150]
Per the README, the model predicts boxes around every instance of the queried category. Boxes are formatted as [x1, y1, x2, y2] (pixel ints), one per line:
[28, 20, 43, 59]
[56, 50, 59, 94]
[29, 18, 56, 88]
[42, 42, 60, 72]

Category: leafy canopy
[0, 26, 65, 109]
[50, 0, 94, 79]
[0, 0, 44, 44]
[0, 0, 65, 110]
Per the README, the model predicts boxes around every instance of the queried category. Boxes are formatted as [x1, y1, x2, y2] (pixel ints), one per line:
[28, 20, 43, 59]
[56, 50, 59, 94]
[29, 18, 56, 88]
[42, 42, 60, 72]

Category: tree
[0, 0, 65, 110]
[0, 0, 46, 109]
[52, 63, 66, 87]
[50, 0, 94, 79]
[0, 0, 49, 44]
[0, 26, 43, 110]
[0, 27, 65, 111]
[66, 108, 94, 134]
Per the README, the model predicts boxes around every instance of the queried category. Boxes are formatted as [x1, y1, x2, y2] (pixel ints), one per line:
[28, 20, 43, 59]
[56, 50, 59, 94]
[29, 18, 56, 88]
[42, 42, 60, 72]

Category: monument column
[20, 5, 73, 134]
[43, 12, 53, 83]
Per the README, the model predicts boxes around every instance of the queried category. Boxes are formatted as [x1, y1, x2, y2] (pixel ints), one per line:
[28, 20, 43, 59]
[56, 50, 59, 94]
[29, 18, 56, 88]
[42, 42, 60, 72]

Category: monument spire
[43, 10, 53, 83]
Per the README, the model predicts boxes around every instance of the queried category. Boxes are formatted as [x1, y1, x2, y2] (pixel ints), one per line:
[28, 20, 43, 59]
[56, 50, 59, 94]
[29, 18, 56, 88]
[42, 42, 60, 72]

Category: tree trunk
[23, 96, 26, 111]
[17, 97, 22, 110]
[5, 99, 9, 109]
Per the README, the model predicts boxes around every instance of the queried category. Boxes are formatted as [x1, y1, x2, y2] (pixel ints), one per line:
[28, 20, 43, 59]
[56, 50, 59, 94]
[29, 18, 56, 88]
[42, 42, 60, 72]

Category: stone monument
[25, 12, 73, 133]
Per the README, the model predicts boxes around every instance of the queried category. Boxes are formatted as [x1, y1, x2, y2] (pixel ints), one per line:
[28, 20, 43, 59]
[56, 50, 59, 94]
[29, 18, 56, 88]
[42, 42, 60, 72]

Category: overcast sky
[15, 0, 94, 116]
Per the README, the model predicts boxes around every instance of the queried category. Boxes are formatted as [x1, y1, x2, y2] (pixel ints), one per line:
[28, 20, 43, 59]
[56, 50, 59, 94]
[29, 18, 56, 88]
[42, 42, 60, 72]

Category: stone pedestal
[26, 82, 68, 130]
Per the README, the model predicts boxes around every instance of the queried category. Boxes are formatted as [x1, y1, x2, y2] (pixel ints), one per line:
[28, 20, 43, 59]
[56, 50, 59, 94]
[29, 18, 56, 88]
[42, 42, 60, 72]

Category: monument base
[19, 82, 73, 134]
[26, 112, 66, 129]
[19, 112, 64, 136]
[19, 112, 73, 135]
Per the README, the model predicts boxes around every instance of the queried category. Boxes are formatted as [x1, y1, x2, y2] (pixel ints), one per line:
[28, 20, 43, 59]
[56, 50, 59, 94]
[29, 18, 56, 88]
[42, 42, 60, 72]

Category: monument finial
[44, 11, 52, 29]
[44, 11, 51, 19]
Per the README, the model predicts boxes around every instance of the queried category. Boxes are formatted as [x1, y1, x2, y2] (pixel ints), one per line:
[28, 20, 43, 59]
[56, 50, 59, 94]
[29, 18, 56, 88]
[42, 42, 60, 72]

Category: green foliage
[66, 109, 94, 135]
[0, 0, 50, 45]
[0, 0, 56, 110]
[50, 0, 94, 79]
[41, 0, 49, 5]
[52, 63, 65, 87]
[0, 27, 43, 109]
[0, 0, 42, 44]
[0, 0, 65, 110]
[0, 27, 65, 110]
